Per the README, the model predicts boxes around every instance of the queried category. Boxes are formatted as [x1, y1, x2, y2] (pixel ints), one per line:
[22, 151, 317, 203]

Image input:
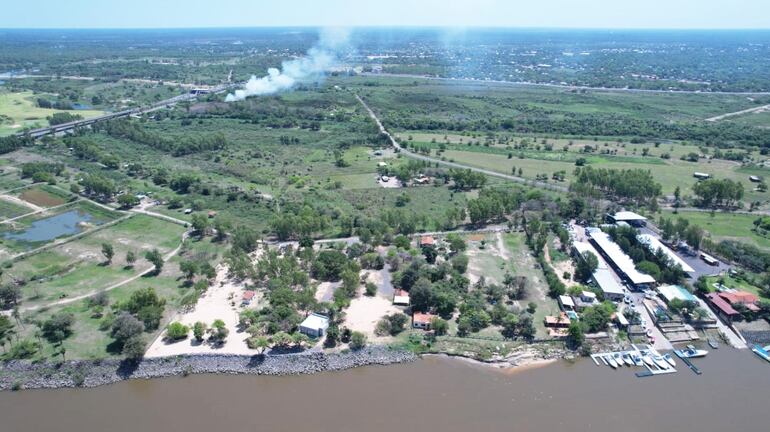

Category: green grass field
[4, 214, 186, 308]
[661, 209, 770, 250]
[0, 90, 104, 136]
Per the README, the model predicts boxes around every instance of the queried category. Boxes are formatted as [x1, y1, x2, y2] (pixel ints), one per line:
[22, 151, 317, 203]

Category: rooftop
[705, 293, 739, 316]
[242, 290, 256, 300]
[420, 236, 435, 246]
[300, 313, 330, 330]
[559, 295, 575, 308]
[588, 228, 656, 285]
[413, 312, 435, 324]
[592, 268, 625, 297]
[612, 211, 647, 222]
[637, 234, 695, 273]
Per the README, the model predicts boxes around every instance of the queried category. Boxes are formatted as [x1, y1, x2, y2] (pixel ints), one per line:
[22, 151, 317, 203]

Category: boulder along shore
[0, 347, 417, 391]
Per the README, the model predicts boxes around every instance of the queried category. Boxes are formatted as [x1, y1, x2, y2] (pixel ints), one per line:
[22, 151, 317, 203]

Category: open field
[17, 185, 71, 207]
[0, 90, 104, 136]
[661, 209, 770, 250]
[3, 214, 186, 308]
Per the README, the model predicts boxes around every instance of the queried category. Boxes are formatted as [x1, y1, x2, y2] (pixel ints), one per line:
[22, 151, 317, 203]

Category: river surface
[1, 349, 768, 432]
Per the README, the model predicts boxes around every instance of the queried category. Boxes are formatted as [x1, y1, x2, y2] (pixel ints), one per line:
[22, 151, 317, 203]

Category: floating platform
[591, 345, 677, 377]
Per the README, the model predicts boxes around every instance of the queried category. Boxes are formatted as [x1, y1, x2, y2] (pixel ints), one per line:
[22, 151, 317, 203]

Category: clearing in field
[0, 90, 104, 136]
[18, 185, 69, 207]
[662, 209, 770, 251]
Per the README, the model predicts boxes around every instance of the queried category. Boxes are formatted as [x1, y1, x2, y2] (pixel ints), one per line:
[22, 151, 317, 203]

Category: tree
[116, 193, 139, 209]
[125, 250, 137, 268]
[567, 322, 585, 350]
[111, 312, 145, 345]
[575, 251, 599, 283]
[145, 249, 164, 274]
[247, 335, 270, 353]
[122, 335, 146, 360]
[430, 317, 448, 335]
[209, 319, 229, 344]
[636, 261, 661, 281]
[101, 243, 114, 264]
[179, 261, 198, 281]
[41, 312, 75, 344]
[581, 304, 613, 333]
[193, 321, 207, 342]
[446, 234, 467, 254]
[118, 287, 166, 330]
[191, 213, 209, 236]
[0, 315, 14, 352]
[410, 279, 434, 312]
[166, 322, 189, 340]
[0, 284, 21, 309]
[349, 331, 367, 350]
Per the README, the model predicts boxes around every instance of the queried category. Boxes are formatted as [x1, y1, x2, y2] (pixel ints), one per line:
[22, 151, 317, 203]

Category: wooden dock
[678, 356, 702, 375]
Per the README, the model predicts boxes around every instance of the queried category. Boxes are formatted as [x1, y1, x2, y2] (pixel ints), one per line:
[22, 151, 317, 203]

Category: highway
[15, 83, 235, 139]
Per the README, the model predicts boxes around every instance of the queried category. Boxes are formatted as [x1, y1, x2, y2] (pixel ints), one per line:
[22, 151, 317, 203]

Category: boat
[632, 354, 643, 367]
[642, 356, 655, 367]
[614, 353, 626, 367]
[653, 356, 670, 370]
[708, 338, 719, 349]
[663, 353, 676, 368]
[674, 345, 708, 359]
[622, 353, 634, 366]
[752, 344, 770, 363]
[606, 355, 618, 368]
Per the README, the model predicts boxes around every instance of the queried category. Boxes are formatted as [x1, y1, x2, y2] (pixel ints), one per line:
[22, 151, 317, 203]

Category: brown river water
[1, 348, 768, 432]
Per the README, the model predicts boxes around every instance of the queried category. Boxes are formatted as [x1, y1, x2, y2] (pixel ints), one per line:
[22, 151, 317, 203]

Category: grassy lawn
[0, 90, 104, 136]
[704, 275, 769, 301]
[662, 209, 770, 250]
[4, 214, 186, 308]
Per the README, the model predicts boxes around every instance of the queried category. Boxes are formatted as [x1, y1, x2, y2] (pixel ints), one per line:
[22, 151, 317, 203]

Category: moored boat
[708, 338, 719, 349]
[622, 354, 634, 366]
[642, 356, 655, 367]
[653, 356, 669, 370]
[663, 353, 676, 368]
[674, 345, 708, 359]
[607, 355, 618, 368]
[752, 344, 770, 363]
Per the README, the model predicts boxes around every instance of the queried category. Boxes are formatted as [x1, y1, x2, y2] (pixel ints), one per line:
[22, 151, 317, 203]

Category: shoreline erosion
[0, 347, 417, 391]
[0, 342, 581, 391]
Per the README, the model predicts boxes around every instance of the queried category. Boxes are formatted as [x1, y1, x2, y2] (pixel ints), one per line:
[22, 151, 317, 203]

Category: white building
[299, 313, 330, 338]
[587, 228, 656, 289]
[637, 233, 695, 274]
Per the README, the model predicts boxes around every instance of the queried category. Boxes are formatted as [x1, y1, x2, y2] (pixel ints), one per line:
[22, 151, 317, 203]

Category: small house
[558, 295, 575, 311]
[544, 313, 571, 329]
[419, 236, 435, 247]
[393, 289, 410, 306]
[241, 290, 256, 305]
[299, 313, 330, 338]
[412, 312, 435, 330]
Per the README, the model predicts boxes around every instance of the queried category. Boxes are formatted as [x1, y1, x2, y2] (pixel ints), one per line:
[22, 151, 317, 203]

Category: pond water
[3, 210, 94, 243]
[71, 103, 93, 110]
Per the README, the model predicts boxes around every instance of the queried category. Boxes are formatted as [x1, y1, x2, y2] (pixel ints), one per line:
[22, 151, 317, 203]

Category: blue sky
[2, 0, 769, 29]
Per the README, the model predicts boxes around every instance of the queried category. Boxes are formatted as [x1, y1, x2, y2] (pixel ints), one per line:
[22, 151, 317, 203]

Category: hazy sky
[2, 0, 769, 29]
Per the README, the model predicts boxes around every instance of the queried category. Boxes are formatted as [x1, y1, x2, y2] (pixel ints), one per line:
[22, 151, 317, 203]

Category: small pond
[71, 103, 93, 110]
[3, 210, 94, 243]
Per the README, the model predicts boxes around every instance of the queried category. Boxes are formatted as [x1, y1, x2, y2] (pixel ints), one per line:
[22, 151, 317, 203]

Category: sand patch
[343, 294, 401, 340]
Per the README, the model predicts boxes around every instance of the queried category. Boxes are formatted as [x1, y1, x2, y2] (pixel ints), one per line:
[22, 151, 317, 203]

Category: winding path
[355, 94, 568, 193]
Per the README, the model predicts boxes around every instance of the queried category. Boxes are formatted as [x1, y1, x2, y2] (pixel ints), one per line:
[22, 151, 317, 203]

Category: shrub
[166, 322, 189, 340]
[349, 331, 367, 350]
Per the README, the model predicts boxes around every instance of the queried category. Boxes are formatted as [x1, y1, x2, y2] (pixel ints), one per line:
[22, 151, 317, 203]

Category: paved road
[355, 94, 568, 193]
[706, 103, 770, 122]
[359, 72, 770, 96]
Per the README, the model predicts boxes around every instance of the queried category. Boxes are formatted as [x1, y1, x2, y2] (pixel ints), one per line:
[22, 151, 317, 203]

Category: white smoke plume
[225, 28, 351, 102]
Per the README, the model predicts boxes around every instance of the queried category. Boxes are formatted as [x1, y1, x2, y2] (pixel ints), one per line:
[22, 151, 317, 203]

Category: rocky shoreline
[0, 347, 417, 391]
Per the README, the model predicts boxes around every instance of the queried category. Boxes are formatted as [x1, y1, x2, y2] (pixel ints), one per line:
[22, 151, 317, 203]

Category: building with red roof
[419, 236, 435, 247]
[705, 292, 740, 323]
[412, 312, 436, 330]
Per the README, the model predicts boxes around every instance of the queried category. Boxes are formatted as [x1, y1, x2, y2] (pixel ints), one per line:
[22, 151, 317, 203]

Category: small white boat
[663, 353, 676, 368]
[622, 354, 634, 367]
[642, 356, 655, 367]
[632, 354, 643, 367]
[614, 353, 626, 367]
[752, 344, 770, 363]
[674, 345, 708, 359]
[653, 356, 670, 370]
[708, 338, 719, 349]
[607, 356, 618, 368]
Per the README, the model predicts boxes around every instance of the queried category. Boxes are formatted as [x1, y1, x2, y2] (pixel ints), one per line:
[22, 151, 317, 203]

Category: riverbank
[0, 346, 417, 391]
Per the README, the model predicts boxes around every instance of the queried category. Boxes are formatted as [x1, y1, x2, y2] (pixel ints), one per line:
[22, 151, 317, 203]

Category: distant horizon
[2, 0, 769, 30]
[2, 26, 770, 32]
